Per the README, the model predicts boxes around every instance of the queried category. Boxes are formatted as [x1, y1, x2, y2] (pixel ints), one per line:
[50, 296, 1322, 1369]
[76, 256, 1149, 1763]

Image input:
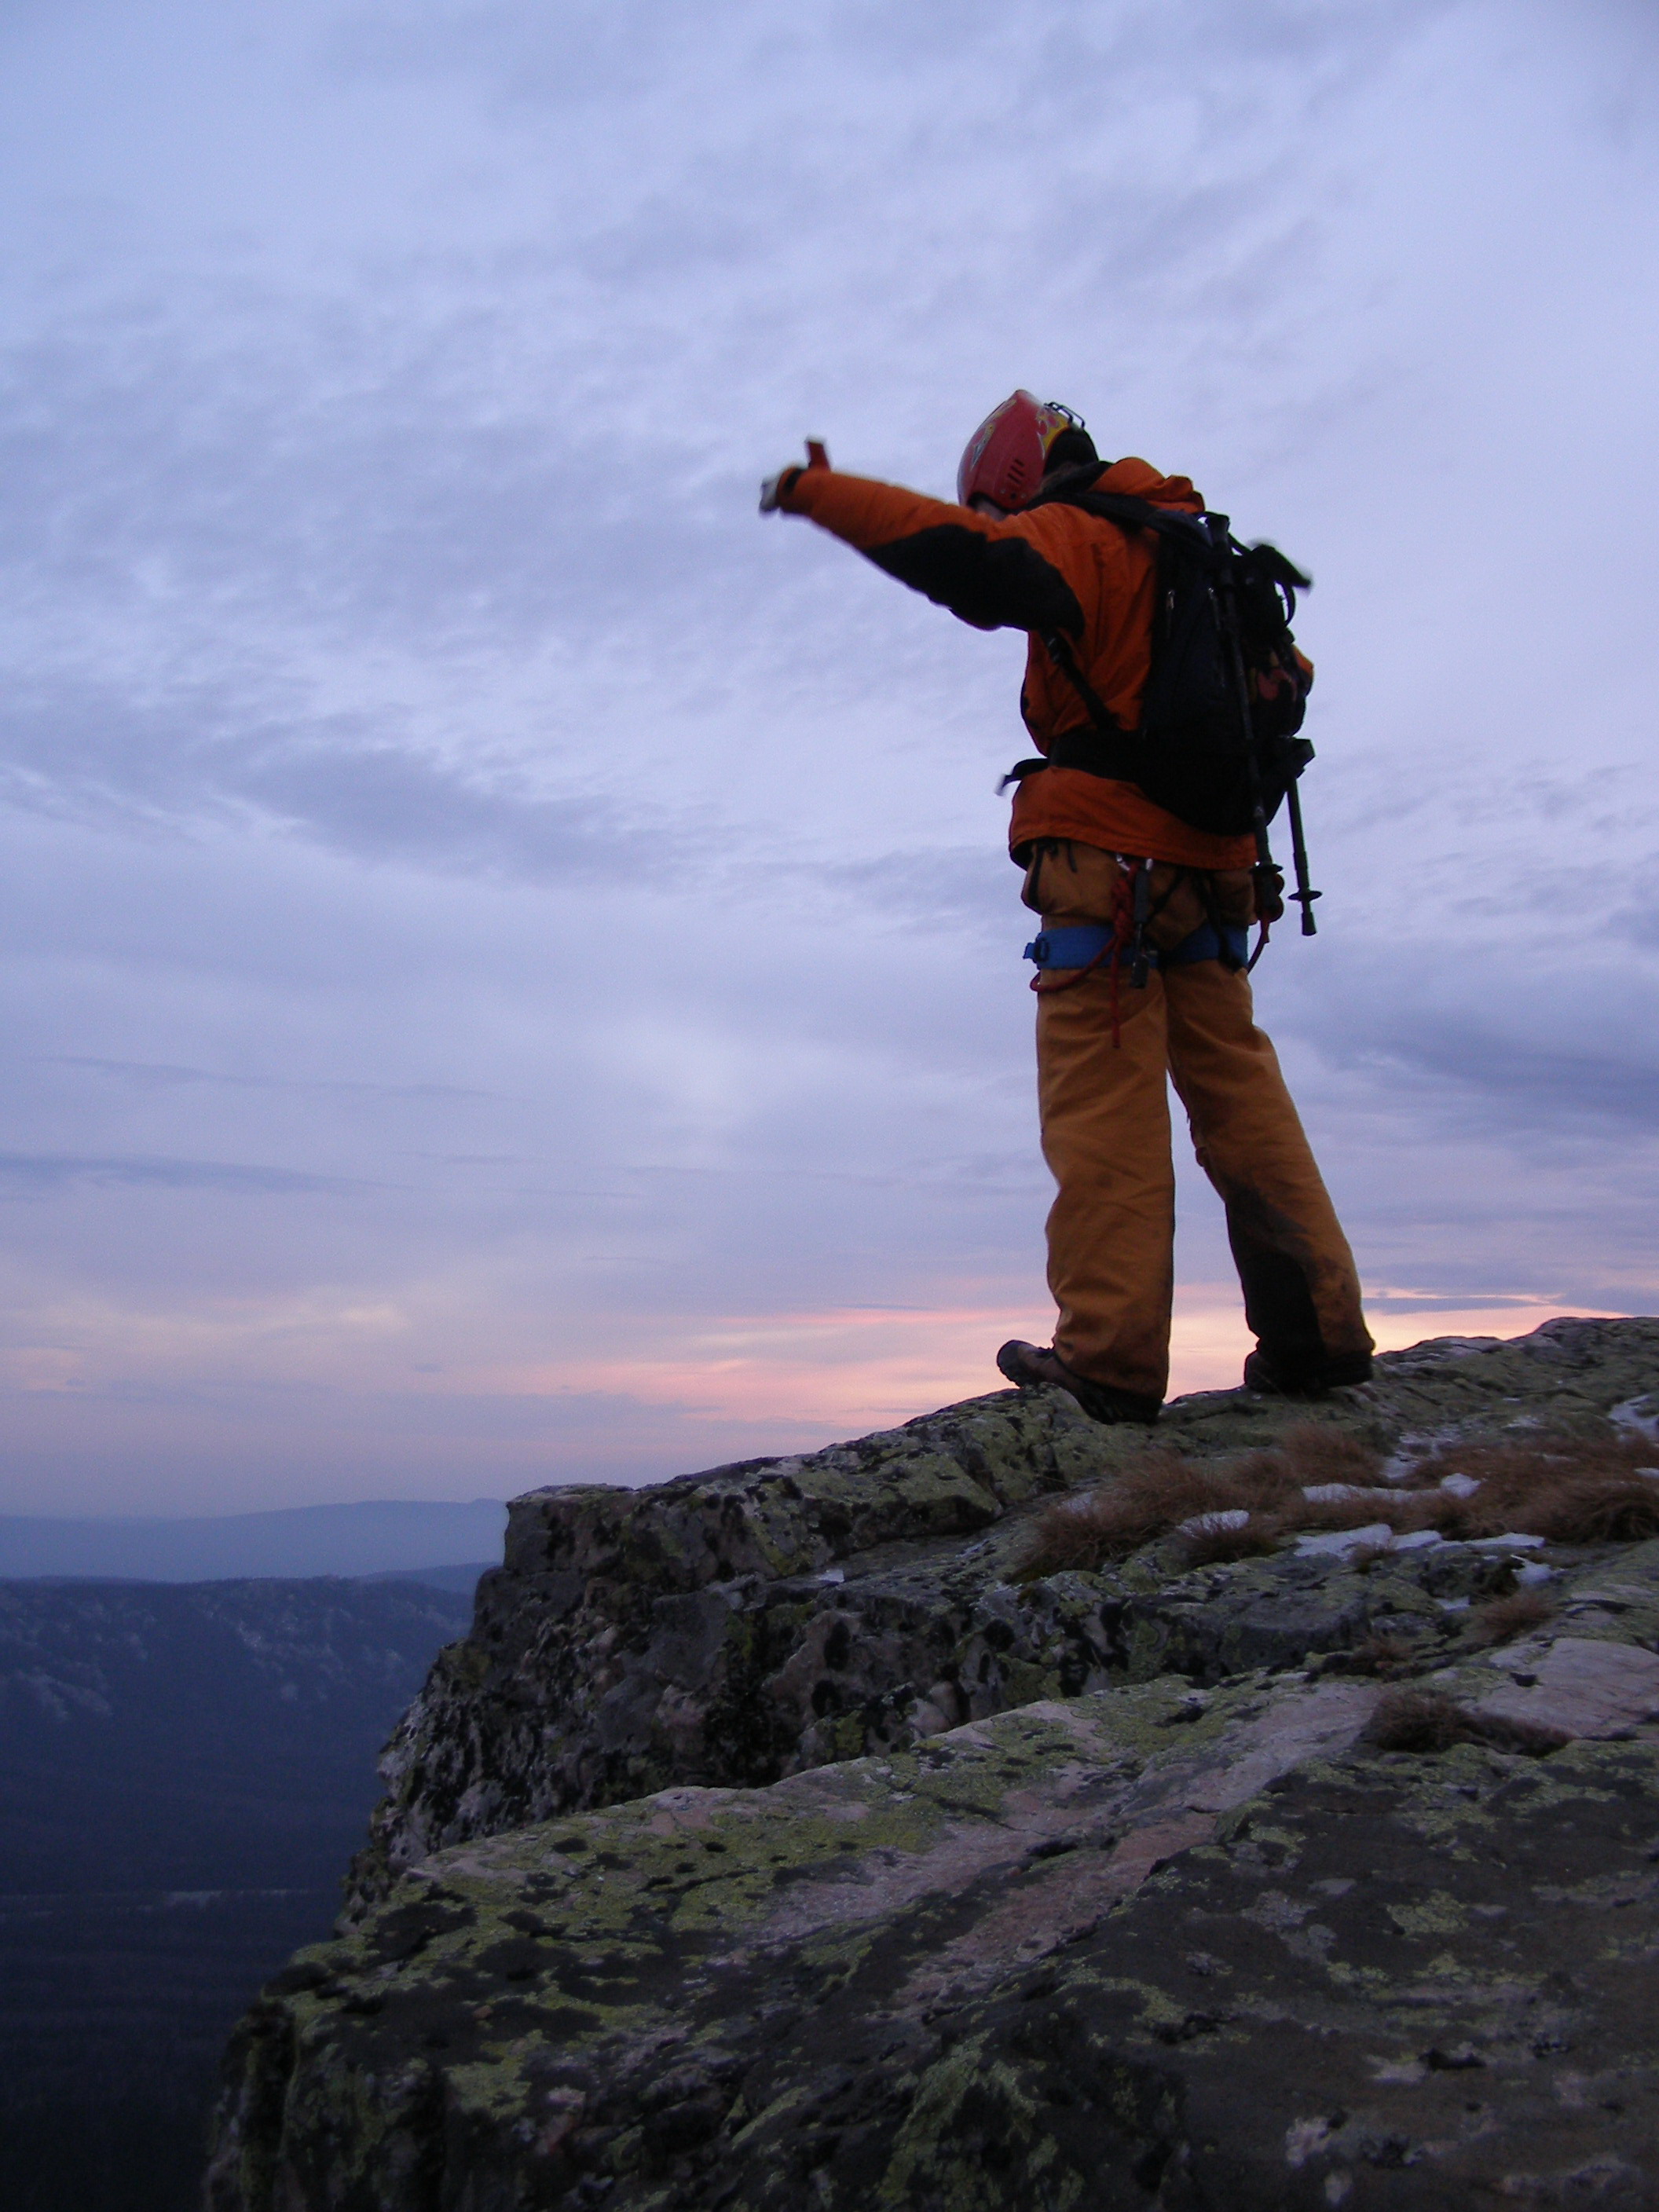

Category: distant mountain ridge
[0, 1497, 507, 1580]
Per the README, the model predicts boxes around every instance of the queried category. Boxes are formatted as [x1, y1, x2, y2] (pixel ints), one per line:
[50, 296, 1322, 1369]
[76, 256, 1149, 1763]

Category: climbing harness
[1022, 859, 1251, 1046]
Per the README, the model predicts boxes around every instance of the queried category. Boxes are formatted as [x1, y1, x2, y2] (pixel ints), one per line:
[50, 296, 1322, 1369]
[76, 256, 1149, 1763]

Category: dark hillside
[0, 1576, 474, 2212]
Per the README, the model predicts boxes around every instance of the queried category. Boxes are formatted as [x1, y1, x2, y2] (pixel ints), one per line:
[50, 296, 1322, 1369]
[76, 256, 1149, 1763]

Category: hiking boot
[1243, 1346, 1373, 1399]
[996, 1340, 1161, 1426]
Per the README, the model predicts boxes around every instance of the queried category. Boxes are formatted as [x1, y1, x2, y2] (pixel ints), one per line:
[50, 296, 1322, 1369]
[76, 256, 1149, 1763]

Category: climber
[759, 394, 1372, 1426]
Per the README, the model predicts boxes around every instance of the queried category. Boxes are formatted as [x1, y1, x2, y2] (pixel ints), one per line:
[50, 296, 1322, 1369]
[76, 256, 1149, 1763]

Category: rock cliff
[208, 1320, 1659, 2208]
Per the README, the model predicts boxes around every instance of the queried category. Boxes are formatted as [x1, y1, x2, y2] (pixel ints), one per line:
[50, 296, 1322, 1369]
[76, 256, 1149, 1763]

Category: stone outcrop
[208, 1319, 1659, 2207]
[346, 1317, 1659, 1910]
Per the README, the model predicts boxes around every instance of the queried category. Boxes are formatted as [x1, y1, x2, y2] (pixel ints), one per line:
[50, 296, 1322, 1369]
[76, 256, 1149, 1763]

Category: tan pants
[1035, 898, 1372, 1405]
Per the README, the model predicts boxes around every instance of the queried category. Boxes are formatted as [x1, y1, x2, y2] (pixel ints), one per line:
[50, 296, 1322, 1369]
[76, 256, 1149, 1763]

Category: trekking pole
[1283, 774, 1320, 936]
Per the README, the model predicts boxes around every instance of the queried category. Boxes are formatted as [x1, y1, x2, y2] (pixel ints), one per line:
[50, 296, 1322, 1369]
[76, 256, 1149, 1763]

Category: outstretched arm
[761, 451, 1083, 636]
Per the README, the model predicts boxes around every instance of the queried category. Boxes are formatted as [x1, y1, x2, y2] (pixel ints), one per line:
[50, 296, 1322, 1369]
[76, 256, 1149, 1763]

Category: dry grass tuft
[1393, 1434, 1639, 1491]
[1469, 1588, 1558, 1646]
[1295, 1491, 1409, 1533]
[1364, 1687, 1569, 1758]
[1365, 1688, 1472, 1752]
[1020, 1423, 1659, 1580]
[1526, 1478, 1659, 1545]
[1394, 1434, 1659, 1545]
[1350, 1631, 1419, 1675]
[1023, 1452, 1234, 1573]
[1175, 1517, 1280, 1569]
[1276, 1423, 1385, 1487]
[1022, 1448, 1303, 1577]
[1345, 1541, 1399, 1573]
[1199, 1450, 1306, 1514]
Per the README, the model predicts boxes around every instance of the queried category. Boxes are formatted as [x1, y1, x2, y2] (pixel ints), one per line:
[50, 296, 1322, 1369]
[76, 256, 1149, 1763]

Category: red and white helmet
[957, 390, 1086, 510]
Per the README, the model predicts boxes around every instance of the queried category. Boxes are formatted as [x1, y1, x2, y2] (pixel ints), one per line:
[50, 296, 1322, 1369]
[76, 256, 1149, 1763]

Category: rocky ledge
[209, 1320, 1659, 2208]
[344, 1318, 1659, 1911]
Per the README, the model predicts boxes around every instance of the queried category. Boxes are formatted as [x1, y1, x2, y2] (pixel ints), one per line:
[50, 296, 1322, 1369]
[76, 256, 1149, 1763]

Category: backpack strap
[1027, 474, 1227, 562]
[1035, 628, 1142, 782]
[1022, 485, 1230, 775]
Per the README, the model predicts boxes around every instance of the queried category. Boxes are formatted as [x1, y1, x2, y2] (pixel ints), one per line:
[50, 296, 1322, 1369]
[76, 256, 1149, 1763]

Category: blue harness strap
[1024, 919, 1248, 972]
[1022, 925, 1116, 969]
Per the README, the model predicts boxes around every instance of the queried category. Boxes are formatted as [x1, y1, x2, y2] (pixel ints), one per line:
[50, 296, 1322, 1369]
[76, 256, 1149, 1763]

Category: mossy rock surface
[347, 1318, 1659, 1911]
[208, 1530, 1659, 2209]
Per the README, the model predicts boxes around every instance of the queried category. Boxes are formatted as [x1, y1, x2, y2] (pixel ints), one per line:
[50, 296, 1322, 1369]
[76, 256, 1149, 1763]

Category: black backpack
[1013, 471, 1321, 934]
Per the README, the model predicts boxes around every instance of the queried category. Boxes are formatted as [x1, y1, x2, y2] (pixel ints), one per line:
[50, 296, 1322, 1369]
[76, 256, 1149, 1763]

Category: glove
[759, 440, 829, 514]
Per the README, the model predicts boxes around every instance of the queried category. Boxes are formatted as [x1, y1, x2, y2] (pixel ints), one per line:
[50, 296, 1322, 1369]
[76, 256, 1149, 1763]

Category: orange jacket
[779, 457, 1261, 871]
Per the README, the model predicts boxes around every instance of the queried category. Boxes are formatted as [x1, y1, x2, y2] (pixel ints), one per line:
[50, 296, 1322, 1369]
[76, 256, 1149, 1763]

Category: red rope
[1030, 861, 1142, 1048]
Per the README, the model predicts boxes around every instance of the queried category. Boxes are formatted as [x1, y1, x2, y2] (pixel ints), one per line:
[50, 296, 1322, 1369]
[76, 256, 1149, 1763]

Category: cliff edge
[208, 1319, 1659, 2208]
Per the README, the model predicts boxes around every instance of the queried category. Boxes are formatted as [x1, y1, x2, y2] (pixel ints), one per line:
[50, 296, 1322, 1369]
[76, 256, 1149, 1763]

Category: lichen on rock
[345, 1317, 1659, 1914]
[210, 1320, 1659, 2208]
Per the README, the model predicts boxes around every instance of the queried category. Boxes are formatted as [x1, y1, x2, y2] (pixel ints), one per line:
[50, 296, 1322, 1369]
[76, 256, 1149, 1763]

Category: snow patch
[1610, 1396, 1659, 1442]
[1177, 1507, 1251, 1536]
[1295, 1523, 1394, 1558]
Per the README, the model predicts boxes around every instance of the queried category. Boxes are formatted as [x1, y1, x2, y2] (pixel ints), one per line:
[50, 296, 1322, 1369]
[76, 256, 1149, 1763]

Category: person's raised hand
[759, 439, 829, 514]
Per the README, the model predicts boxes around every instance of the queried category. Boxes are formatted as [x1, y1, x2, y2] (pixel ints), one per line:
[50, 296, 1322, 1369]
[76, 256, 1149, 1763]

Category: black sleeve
[866, 526, 1084, 635]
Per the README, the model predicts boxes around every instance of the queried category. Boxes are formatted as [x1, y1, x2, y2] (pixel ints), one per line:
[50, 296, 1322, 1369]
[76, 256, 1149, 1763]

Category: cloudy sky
[2, 0, 1657, 1515]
